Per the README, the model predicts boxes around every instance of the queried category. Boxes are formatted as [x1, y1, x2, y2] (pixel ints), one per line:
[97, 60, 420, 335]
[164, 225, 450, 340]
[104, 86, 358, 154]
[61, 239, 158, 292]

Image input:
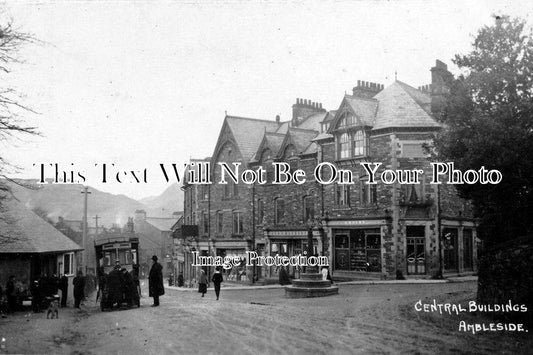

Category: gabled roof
[372, 81, 440, 130]
[275, 121, 290, 134]
[328, 96, 378, 132]
[0, 197, 83, 254]
[323, 111, 337, 122]
[343, 96, 379, 126]
[251, 132, 286, 163]
[277, 127, 318, 159]
[222, 116, 281, 161]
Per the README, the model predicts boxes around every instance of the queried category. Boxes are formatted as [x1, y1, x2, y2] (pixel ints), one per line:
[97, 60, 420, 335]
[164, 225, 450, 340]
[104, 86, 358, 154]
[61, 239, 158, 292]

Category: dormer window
[339, 112, 355, 127]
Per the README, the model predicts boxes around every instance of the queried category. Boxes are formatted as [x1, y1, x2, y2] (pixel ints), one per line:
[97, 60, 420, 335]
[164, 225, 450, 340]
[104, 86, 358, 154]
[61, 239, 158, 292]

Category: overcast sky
[1, 0, 531, 200]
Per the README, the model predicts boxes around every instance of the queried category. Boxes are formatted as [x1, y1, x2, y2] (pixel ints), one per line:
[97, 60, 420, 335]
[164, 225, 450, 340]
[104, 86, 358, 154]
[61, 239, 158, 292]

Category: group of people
[146, 257, 225, 307]
[0, 271, 87, 314]
[195, 268, 224, 300]
[98, 262, 141, 309]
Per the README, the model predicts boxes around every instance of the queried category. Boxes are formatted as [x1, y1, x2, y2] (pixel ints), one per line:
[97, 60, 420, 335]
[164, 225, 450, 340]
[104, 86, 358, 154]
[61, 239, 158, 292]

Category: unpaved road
[0, 281, 531, 354]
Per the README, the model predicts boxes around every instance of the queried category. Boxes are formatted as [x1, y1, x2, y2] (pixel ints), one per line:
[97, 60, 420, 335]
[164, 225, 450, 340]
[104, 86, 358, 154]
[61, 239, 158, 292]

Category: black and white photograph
[0, 1, 532, 354]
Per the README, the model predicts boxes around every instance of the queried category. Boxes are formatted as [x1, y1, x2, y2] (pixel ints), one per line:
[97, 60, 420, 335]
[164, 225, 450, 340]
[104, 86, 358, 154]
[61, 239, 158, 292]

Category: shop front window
[334, 229, 381, 272]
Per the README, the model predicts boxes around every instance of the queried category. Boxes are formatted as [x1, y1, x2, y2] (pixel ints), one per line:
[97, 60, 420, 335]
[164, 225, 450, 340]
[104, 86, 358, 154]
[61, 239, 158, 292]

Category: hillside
[140, 183, 183, 217]
[4, 180, 146, 228]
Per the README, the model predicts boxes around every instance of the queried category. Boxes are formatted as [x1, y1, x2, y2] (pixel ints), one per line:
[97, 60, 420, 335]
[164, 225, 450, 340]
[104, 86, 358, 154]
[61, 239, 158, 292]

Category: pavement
[164, 275, 478, 292]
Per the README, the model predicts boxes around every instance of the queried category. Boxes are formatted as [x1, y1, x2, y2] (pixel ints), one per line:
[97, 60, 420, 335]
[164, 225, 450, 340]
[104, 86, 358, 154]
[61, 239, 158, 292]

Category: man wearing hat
[148, 255, 164, 306]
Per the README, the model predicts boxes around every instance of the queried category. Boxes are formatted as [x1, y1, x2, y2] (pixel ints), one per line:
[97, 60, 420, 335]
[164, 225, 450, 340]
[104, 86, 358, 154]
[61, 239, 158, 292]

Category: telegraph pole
[251, 183, 255, 284]
[81, 187, 91, 274]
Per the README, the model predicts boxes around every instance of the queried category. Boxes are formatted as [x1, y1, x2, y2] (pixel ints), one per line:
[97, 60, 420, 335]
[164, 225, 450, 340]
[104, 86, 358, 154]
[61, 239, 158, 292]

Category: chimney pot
[357, 80, 361, 87]
[275, 115, 280, 123]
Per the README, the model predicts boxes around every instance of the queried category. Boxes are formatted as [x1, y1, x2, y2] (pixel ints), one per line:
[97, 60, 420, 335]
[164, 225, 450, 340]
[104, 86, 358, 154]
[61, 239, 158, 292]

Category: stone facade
[181, 60, 478, 283]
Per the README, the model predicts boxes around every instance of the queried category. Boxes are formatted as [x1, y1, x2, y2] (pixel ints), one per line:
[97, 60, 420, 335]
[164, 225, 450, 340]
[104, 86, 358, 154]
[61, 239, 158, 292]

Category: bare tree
[0, 17, 39, 198]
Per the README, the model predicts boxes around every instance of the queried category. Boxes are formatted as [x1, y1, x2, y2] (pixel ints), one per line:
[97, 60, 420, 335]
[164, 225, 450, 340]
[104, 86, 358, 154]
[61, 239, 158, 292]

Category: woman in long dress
[198, 269, 208, 297]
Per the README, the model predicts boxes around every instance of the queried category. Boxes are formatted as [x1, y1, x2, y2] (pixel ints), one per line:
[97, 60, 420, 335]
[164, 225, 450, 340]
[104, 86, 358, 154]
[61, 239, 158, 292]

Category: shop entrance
[406, 226, 426, 275]
[443, 228, 458, 272]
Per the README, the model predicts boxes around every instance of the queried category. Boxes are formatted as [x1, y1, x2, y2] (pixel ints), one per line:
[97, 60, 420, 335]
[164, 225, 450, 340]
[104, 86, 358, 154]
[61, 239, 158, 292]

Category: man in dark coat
[72, 270, 85, 309]
[58, 275, 68, 307]
[30, 280, 41, 313]
[121, 268, 135, 307]
[132, 264, 141, 297]
[211, 268, 223, 300]
[107, 264, 124, 307]
[149, 255, 164, 307]
[278, 265, 291, 285]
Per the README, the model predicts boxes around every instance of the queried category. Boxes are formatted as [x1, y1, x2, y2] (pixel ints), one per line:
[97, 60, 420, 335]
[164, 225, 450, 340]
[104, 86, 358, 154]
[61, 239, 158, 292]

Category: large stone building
[181, 60, 478, 284]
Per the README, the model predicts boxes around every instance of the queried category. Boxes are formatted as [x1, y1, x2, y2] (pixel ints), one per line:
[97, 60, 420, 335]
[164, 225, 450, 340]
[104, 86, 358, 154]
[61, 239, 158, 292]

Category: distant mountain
[140, 183, 183, 217]
[4, 180, 146, 228]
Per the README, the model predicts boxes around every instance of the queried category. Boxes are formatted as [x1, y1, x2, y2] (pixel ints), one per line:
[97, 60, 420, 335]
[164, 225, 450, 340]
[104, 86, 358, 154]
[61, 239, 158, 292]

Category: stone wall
[477, 235, 533, 324]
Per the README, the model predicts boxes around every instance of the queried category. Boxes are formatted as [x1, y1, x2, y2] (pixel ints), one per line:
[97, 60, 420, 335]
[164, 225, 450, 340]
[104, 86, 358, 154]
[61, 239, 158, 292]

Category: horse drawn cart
[94, 235, 141, 311]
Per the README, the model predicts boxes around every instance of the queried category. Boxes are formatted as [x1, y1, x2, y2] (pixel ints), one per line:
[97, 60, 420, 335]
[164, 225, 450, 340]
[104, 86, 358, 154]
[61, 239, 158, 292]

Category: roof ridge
[226, 115, 279, 124]
[394, 80, 430, 100]
[297, 111, 327, 124]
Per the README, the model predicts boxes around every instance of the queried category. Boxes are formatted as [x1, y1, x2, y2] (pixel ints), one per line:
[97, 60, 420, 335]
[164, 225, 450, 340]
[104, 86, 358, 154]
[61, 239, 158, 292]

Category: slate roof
[145, 217, 179, 232]
[0, 197, 83, 254]
[302, 141, 318, 155]
[312, 132, 333, 141]
[225, 116, 281, 161]
[343, 96, 379, 126]
[275, 121, 290, 134]
[264, 132, 286, 156]
[323, 111, 336, 122]
[278, 127, 318, 158]
[372, 81, 440, 130]
[297, 112, 328, 131]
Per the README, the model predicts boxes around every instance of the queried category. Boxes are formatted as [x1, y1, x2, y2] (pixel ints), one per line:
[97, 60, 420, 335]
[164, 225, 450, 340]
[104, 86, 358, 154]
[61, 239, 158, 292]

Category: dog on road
[46, 300, 59, 319]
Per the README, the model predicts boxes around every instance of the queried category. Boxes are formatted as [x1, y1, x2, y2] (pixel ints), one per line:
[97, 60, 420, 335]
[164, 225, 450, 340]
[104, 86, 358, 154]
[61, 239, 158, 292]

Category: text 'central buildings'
[176, 60, 478, 284]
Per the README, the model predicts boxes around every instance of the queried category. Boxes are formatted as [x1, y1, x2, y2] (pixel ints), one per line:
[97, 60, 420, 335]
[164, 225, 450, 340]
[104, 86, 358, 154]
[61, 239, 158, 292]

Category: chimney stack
[352, 80, 384, 98]
[292, 97, 326, 126]
[430, 60, 454, 116]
